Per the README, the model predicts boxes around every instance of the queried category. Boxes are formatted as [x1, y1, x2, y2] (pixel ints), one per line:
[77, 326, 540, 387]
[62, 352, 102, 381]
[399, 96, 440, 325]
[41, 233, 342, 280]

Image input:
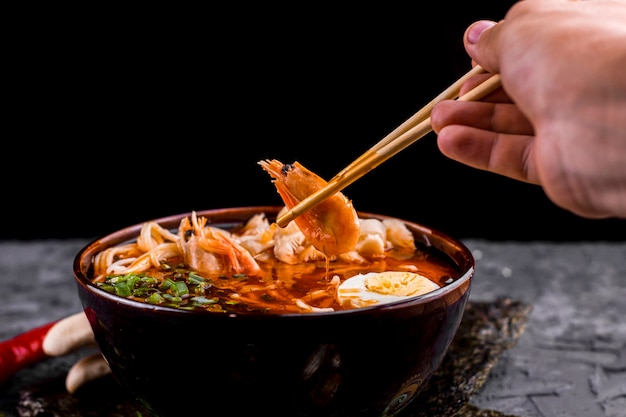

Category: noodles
[91, 210, 459, 314]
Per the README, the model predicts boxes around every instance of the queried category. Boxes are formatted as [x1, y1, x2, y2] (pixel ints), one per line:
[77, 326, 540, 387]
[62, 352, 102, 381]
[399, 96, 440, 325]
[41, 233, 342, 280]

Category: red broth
[89, 214, 461, 315]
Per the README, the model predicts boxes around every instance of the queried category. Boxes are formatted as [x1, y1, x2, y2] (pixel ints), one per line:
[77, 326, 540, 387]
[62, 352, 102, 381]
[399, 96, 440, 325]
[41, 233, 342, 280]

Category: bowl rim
[73, 206, 474, 318]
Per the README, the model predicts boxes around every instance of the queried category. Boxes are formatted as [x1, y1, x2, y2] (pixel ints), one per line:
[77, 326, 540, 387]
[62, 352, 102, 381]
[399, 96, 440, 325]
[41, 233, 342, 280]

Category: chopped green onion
[98, 283, 116, 294]
[114, 281, 132, 297]
[140, 276, 159, 286]
[147, 292, 165, 305]
[133, 287, 156, 297]
[163, 294, 182, 302]
[171, 281, 189, 296]
[190, 296, 218, 305]
[188, 272, 206, 285]
[100, 264, 260, 313]
[160, 278, 175, 291]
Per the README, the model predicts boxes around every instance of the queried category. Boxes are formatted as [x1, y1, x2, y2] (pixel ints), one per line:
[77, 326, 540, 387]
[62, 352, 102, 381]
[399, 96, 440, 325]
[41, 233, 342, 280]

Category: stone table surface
[0, 238, 625, 417]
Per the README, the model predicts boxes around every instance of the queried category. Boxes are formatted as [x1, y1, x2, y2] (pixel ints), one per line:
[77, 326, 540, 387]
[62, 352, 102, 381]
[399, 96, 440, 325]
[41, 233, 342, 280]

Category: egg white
[337, 271, 440, 309]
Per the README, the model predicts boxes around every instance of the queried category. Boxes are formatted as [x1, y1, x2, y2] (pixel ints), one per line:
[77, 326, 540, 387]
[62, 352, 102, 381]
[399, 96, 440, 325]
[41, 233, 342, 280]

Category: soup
[89, 210, 461, 314]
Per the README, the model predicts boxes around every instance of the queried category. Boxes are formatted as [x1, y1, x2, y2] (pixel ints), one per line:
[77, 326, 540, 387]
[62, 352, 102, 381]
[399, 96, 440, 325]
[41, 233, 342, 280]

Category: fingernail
[467, 21, 497, 44]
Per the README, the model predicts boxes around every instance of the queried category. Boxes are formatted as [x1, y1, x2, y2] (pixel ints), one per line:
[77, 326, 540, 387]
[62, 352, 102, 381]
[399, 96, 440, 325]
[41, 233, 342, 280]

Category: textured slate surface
[466, 241, 626, 417]
[0, 239, 625, 417]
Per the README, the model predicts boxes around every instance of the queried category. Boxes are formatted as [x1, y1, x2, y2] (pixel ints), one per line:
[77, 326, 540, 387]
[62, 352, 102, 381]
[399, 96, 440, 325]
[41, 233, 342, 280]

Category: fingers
[431, 99, 533, 136]
[65, 353, 112, 394]
[457, 73, 510, 101]
[42, 312, 95, 357]
[436, 122, 539, 185]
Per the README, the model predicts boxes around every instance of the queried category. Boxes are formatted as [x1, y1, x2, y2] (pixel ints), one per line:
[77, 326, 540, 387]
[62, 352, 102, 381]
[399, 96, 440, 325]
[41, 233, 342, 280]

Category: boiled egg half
[337, 271, 440, 309]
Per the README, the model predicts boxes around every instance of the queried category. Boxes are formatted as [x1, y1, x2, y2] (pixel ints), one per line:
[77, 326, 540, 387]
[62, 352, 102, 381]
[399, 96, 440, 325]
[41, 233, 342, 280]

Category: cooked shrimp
[258, 159, 360, 257]
[178, 211, 262, 275]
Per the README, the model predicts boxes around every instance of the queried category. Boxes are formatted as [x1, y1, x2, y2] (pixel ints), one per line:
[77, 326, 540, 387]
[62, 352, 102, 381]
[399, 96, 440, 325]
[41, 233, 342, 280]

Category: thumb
[464, 20, 500, 74]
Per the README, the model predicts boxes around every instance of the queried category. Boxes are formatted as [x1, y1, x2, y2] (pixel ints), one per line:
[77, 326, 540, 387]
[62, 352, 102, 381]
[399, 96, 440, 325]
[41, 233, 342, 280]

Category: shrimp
[178, 212, 262, 275]
[258, 159, 360, 257]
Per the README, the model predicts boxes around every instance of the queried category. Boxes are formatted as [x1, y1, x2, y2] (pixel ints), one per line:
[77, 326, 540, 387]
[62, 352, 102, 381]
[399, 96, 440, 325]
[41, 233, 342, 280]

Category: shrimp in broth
[259, 159, 360, 257]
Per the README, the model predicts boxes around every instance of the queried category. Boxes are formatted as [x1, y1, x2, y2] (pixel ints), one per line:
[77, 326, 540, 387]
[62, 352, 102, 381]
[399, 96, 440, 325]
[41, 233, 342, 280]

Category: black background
[4, 2, 625, 241]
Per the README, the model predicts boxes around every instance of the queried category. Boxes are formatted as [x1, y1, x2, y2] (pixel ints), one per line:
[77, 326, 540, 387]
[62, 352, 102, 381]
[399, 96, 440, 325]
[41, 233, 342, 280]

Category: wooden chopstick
[333, 64, 487, 178]
[275, 68, 502, 228]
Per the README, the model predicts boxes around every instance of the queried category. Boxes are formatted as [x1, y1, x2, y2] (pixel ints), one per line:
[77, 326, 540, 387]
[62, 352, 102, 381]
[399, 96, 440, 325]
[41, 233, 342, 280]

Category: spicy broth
[93, 247, 459, 315]
[90, 213, 462, 315]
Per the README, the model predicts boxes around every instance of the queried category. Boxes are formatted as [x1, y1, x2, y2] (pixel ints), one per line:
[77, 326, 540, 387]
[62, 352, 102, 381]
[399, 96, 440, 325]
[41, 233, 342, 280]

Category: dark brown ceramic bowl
[73, 206, 474, 417]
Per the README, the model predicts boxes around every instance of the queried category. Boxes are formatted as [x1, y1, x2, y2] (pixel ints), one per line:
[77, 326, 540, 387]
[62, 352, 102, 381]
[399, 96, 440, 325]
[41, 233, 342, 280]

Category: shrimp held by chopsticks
[259, 159, 360, 257]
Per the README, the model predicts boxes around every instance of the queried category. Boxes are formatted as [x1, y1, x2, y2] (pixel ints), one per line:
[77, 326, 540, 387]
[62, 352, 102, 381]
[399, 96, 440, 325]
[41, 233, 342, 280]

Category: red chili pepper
[0, 320, 59, 385]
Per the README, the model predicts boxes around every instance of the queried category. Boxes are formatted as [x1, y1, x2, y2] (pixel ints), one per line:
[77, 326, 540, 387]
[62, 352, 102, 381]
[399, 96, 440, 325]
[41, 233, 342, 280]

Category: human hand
[431, 0, 626, 219]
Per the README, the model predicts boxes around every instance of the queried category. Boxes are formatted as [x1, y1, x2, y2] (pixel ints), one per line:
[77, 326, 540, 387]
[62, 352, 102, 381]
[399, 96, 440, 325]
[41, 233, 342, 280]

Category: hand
[431, 0, 626, 219]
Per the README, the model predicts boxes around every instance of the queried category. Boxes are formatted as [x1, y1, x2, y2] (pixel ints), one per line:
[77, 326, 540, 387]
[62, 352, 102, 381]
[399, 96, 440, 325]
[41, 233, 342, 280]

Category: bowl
[73, 206, 474, 417]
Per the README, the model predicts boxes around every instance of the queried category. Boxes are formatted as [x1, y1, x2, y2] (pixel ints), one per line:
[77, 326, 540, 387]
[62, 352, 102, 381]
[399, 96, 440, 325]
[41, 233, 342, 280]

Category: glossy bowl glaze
[73, 206, 474, 417]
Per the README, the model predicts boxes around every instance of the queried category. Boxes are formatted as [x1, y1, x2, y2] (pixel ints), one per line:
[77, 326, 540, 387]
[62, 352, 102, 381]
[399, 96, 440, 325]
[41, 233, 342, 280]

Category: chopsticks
[275, 66, 502, 228]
